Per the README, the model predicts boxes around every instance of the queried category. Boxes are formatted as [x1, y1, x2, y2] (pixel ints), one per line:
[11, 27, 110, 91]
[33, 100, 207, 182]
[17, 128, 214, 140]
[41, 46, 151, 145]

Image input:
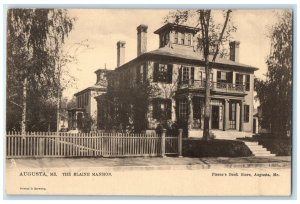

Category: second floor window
[235, 73, 243, 86]
[153, 63, 173, 83]
[179, 66, 195, 84]
[217, 71, 233, 83]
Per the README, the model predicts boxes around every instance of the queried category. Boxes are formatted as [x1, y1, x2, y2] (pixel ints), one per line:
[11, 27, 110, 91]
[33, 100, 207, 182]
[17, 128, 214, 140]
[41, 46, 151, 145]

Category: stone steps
[243, 141, 276, 157]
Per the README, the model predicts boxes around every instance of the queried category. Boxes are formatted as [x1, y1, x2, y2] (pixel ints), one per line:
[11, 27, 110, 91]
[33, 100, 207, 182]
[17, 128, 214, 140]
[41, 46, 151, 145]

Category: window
[217, 71, 233, 83]
[152, 98, 172, 120]
[193, 97, 202, 120]
[244, 105, 250, 122]
[178, 99, 188, 120]
[165, 32, 169, 45]
[174, 32, 178, 44]
[181, 32, 185, 44]
[153, 63, 172, 83]
[182, 66, 189, 82]
[235, 73, 243, 86]
[187, 34, 192, 46]
[245, 75, 250, 91]
[229, 101, 236, 129]
[221, 72, 227, 80]
[180, 66, 195, 84]
[229, 102, 236, 121]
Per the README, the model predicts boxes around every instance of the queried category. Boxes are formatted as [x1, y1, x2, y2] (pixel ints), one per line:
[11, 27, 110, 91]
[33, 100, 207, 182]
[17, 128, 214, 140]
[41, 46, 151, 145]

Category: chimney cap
[229, 41, 240, 47]
[137, 24, 148, 33]
[117, 40, 126, 47]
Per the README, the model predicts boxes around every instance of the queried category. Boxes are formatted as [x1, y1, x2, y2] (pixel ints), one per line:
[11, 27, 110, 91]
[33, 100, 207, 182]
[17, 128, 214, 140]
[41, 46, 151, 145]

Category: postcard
[5, 8, 292, 196]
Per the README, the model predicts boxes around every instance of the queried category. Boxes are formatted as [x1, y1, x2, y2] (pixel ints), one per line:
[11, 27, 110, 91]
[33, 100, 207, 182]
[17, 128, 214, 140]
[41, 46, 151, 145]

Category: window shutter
[217, 71, 221, 81]
[153, 63, 159, 82]
[191, 67, 194, 83]
[227, 72, 233, 83]
[246, 75, 250, 91]
[152, 98, 159, 119]
[167, 64, 173, 83]
[143, 62, 147, 83]
[178, 66, 182, 84]
[166, 99, 172, 119]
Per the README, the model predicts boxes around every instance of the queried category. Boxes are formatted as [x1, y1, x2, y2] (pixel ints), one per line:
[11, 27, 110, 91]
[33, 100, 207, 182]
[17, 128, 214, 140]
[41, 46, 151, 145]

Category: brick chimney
[229, 41, 240, 62]
[117, 41, 126, 67]
[137, 24, 148, 56]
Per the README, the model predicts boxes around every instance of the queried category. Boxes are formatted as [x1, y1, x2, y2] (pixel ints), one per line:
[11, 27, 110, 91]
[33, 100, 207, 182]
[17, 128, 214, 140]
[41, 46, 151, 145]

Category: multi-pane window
[235, 73, 243, 86]
[217, 71, 233, 83]
[244, 105, 250, 122]
[152, 98, 172, 120]
[178, 99, 188, 121]
[245, 75, 250, 91]
[182, 66, 189, 82]
[179, 66, 195, 85]
[229, 101, 236, 129]
[153, 63, 173, 83]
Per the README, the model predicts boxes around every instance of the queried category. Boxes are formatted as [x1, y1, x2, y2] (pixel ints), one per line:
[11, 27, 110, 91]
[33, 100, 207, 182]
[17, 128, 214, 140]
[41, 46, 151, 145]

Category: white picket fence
[6, 130, 183, 158]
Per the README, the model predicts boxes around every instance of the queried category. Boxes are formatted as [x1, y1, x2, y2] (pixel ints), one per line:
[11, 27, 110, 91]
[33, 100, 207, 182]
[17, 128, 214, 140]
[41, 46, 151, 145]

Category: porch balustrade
[178, 80, 245, 93]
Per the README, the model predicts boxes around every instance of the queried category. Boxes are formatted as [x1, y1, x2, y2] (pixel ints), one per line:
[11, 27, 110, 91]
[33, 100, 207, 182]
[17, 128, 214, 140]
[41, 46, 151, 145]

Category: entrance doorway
[211, 105, 219, 129]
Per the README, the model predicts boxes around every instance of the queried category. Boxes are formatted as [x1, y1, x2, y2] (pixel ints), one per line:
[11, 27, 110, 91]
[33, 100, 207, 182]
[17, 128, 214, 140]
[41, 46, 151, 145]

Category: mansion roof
[115, 46, 259, 72]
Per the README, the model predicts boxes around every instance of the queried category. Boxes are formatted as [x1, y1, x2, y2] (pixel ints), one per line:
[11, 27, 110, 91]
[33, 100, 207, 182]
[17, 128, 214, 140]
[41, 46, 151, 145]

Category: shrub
[183, 139, 253, 157]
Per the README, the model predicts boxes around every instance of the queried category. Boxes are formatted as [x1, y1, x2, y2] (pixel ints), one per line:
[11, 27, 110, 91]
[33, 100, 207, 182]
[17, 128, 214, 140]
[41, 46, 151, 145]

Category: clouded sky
[63, 9, 281, 99]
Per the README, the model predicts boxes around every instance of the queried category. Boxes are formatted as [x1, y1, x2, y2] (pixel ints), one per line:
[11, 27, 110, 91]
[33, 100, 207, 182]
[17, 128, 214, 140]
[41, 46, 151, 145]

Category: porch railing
[178, 80, 245, 93]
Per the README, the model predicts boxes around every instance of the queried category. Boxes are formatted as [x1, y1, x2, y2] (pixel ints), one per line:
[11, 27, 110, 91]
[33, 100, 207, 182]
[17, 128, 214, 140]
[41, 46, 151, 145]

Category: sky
[63, 9, 281, 99]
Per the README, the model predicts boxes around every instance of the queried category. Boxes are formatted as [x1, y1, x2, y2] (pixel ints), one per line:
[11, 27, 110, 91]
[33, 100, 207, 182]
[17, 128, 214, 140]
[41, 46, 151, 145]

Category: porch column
[188, 95, 193, 130]
[223, 99, 229, 131]
[240, 100, 244, 131]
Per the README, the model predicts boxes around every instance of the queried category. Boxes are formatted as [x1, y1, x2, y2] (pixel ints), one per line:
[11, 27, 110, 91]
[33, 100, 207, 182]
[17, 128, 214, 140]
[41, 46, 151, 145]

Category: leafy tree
[255, 10, 292, 137]
[6, 9, 74, 132]
[165, 9, 235, 139]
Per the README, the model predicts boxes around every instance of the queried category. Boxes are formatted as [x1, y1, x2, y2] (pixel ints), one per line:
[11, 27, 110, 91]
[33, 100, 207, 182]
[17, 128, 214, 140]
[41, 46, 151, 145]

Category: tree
[255, 10, 292, 137]
[165, 9, 235, 140]
[7, 9, 74, 132]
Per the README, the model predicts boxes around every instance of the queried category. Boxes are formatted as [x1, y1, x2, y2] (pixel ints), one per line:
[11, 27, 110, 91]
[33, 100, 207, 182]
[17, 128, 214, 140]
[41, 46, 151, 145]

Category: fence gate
[6, 130, 182, 158]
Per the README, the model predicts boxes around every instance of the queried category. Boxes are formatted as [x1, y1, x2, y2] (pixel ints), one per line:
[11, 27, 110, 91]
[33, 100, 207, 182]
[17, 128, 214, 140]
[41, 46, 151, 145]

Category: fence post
[39, 137, 45, 157]
[161, 129, 166, 157]
[178, 129, 183, 157]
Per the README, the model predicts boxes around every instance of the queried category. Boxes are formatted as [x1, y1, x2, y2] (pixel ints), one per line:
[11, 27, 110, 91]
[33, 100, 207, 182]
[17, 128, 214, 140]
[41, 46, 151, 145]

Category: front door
[211, 105, 219, 129]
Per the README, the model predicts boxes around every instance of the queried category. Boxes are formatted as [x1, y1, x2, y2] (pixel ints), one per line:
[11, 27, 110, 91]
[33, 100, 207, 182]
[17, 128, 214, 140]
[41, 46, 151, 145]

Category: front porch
[176, 94, 250, 138]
